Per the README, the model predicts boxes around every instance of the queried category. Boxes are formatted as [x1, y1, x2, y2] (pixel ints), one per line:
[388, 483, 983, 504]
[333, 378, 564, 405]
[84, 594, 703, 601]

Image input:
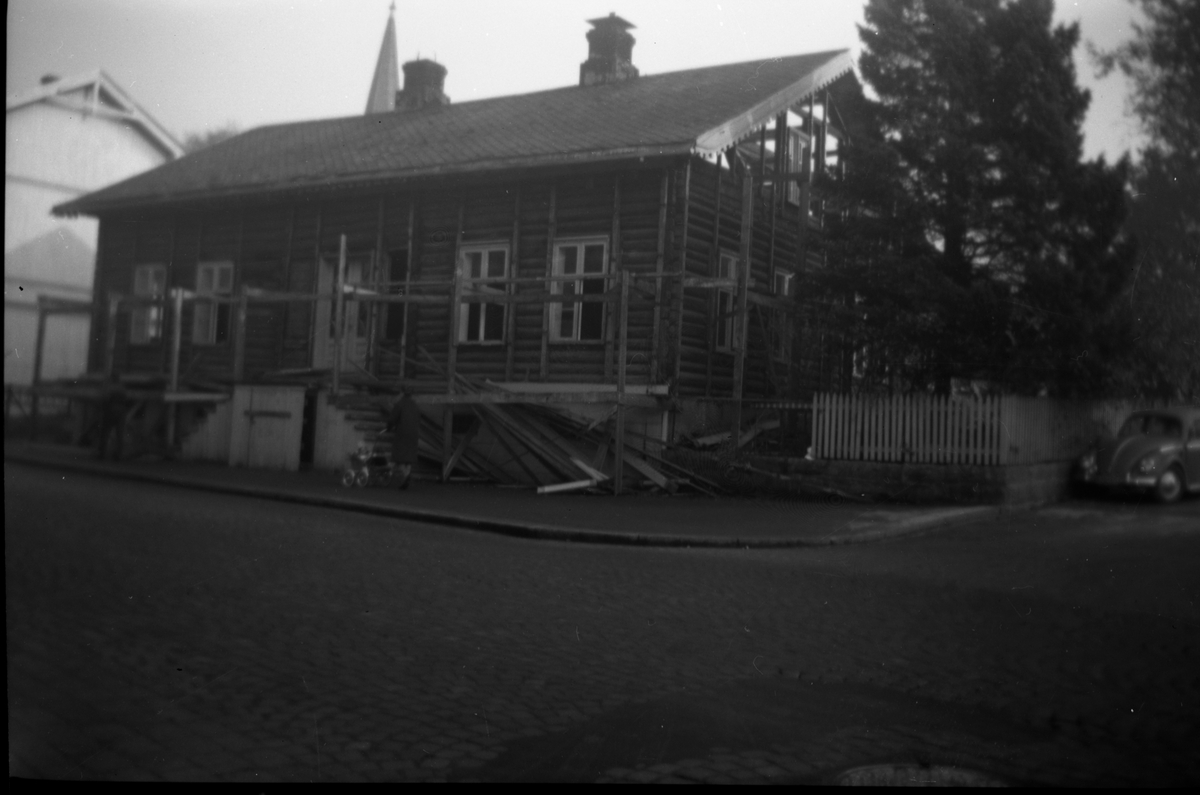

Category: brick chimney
[395, 59, 450, 112]
[579, 13, 639, 86]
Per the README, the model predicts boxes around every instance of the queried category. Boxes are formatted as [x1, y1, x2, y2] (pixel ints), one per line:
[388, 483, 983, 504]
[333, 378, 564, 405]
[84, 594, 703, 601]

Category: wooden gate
[229, 385, 306, 471]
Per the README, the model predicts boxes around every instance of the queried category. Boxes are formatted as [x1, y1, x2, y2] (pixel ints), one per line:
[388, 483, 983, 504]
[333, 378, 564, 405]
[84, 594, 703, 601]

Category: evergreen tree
[849, 0, 1134, 395]
[1096, 0, 1200, 401]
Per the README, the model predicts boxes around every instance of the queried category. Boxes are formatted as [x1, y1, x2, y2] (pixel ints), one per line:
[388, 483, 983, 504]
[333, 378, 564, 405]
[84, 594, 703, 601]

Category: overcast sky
[8, 0, 1144, 161]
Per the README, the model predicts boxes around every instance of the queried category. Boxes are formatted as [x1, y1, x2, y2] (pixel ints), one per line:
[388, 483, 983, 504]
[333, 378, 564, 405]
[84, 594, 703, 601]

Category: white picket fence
[811, 393, 1148, 466]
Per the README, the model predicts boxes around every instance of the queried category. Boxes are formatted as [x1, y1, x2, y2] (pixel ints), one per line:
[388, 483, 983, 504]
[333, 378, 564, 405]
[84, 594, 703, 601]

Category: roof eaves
[692, 50, 855, 154]
[52, 142, 695, 217]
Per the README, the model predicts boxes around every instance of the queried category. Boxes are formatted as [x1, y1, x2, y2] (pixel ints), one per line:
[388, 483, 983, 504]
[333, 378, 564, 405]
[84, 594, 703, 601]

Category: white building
[5, 70, 182, 386]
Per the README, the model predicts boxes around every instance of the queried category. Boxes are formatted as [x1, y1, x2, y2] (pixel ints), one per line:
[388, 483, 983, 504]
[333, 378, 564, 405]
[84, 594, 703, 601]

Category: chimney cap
[587, 12, 635, 29]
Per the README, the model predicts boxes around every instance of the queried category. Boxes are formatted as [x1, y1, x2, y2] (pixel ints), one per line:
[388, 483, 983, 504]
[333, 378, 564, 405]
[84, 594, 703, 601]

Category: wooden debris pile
[334, 370, 726, 496]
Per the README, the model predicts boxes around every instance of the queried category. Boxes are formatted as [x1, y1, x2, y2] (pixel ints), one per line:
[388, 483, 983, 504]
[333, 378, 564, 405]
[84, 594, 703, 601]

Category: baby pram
[340, 433, 401, 488]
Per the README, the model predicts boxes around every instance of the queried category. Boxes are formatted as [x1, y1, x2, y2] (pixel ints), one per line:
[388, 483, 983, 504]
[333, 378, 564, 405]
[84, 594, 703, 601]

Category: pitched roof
[56, 50, 853, 216]
[7, 70, 184, 160]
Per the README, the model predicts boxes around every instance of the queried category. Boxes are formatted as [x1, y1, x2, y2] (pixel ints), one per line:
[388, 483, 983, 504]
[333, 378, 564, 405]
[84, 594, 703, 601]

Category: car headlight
[1134, 456, 1158, 475]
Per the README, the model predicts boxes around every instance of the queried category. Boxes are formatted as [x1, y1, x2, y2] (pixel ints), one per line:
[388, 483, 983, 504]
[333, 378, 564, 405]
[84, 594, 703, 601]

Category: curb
[5, 452, 993, 549]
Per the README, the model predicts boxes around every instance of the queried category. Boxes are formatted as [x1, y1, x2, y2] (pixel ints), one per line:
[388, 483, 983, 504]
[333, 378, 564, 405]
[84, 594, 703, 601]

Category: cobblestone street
[7, 463, 1199, 784]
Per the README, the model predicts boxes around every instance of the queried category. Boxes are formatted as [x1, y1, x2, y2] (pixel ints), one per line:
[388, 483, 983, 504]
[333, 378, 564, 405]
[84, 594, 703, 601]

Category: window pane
[559, 246, 578, 276]
[483, 304, 504, 341]
[216, 304, 231, 343]
[466, 302, 481, 341]
[559, 305, 575, 339]
[466, 251, 483, 280]
[580, 302, 603, 340]
[487, 250, 506, 279]
[151, 267, 166, 296]
[216, 266, 233, 293]
[198, 267, 214, 294]
[583, 244, 605, 273]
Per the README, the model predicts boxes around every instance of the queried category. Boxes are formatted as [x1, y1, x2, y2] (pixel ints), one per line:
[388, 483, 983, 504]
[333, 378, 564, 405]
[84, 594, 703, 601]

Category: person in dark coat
[95, 382, 128, 461]
[386, 389, 420, 489]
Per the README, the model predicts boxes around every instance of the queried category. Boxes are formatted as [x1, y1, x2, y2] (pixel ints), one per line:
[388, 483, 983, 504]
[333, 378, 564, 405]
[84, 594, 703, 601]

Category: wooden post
[232, 287, 248, 382]
[671, 161, 691, 396]
[730, 167, 754, 449]
[279, 205, 296, 368]
[307, 205, 323, 368]
[605, 175, 621, 381]
[167, 287, 184, 447]
[104, 293, 120, 381]
[400, 200, 415, 379]
[444, 201, 465, 478]
[649, 171, 668, 383]
[30, 300, 48, 439]
[613, 269, 630, 494]
[367, 194, 387, 375]
[539, 185, 557, 379]
[506, 187, 520, 381]
[161, 216, 179, 374]
[331, 234, 347, 396]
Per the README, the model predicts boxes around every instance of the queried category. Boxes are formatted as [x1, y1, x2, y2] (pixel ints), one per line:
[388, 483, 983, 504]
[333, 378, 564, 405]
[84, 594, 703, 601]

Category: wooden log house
[54, 12, 863, 476]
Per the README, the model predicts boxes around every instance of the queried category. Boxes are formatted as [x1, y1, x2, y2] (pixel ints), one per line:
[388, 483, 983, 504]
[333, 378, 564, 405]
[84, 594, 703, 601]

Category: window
[550, 239, 607, 342]
[458, 245, 507, 344]
[193, 261, 233, 345]
[714, 252, 738, 352]
[773, 271, 794, 297]
[130, 264, 166, 345]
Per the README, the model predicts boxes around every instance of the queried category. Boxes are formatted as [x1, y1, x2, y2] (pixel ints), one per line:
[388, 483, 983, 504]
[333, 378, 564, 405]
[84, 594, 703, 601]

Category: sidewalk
[4, 442, 996, 548]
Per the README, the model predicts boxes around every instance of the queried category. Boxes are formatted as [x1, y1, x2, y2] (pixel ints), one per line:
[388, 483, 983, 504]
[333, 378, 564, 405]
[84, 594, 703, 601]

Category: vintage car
[1075, 407, 1200, 503]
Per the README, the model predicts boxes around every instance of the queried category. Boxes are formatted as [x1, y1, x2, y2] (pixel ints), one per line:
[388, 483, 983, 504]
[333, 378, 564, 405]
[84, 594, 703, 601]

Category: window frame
[714, 251, 739, 353]
[130, 263, 167, 345]
[457, 243, 509, 345]
[549, 237, 609, 344]
[192, 260, 234, 346]
[785, 128, 810, 206]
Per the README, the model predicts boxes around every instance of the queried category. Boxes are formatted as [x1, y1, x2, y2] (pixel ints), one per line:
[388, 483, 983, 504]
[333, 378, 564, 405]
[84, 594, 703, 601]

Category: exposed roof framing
[6, 69, 184, 160]
[55, 50, 856, 217]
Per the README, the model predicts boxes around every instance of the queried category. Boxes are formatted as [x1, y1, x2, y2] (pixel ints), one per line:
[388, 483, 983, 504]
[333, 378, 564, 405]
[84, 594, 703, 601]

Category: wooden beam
[232, 287, 248, 382]
[730, 166, 754, 449]
[279, 204, 296, 369]
[400, 199, 416, 379]
[706, 156, 723, 398]
[367, 194, 386, 375]
[505, 186, 520, 381]
[442, 416, 480, 480]
[308, 204, 322, 368]
[413, 391, 659, 407]
[331, 234, 347, 395]
[539, 184, 556, 380]
[613, 269, 630, 494]
[605, 175, 621, 382]
[161, 215, 179, 374]
[448, 198, 465, 393]
[104, 293, 120, 381]
[671, 161, 690, 398]
[650, 170, 668, 383]
[537, 479, 601, 495]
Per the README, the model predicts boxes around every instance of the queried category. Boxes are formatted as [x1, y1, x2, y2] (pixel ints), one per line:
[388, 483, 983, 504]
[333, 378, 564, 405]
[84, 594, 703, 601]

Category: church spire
[365, 4, 400, 114]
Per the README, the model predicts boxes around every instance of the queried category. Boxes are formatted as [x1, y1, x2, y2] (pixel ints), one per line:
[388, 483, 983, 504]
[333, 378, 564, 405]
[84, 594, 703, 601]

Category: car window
[1120, 414, 1183, 439]
[1118, 416, 1147, 438]
[1145, 415, 1183, 438]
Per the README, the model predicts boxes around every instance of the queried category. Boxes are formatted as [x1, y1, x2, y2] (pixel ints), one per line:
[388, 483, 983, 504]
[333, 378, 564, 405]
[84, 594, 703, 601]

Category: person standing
[95, 382, 128, 461]
[386, 388, 420, 489]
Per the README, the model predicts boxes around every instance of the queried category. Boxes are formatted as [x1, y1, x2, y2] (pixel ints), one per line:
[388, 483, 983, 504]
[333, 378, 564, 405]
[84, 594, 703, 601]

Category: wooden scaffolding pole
[166, 287, 185, 446]
[331, 234, 347, 396]
[539, 184, 556, 379]
[613, 269, 630, 494]
[730, 166, 754, 448]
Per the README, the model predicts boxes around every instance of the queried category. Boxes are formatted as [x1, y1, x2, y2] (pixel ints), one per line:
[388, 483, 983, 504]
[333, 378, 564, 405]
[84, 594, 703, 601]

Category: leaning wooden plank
[570, 457, 610, 481]
[476, 403, 581, 481]
[620, 450, 673, 491]
[475, 410, 546, 486]
[442, 419, 481, 480]
[536, 479, 600, 495]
